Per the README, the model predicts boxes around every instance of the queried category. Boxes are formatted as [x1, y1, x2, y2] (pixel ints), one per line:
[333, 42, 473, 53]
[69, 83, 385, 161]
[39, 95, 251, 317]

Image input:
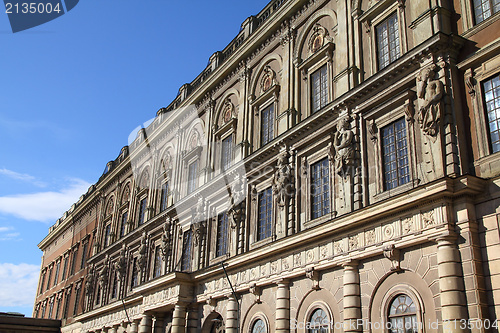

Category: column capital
[273, 278, 290, 286]
[341, 259, 359, 269]
[429, 231, 458, 245]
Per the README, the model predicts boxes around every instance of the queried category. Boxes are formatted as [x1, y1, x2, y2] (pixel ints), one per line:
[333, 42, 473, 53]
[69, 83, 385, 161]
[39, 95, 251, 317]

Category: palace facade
[34, 0, 500, 332]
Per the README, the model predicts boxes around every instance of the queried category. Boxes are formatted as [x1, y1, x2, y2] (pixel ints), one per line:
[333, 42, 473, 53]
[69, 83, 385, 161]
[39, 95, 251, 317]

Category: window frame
[380, 285, 424, 333]
[381, 117, 410, 191]
[257, 187, 273, 242]
[251, 84, 279, 150]
[249, 315, 269, 333]
[181, 229, 193, 272]
[310, 157, 331, 220]
[187, 159, 199, 195]
[480, 73, 500, 154]
[216, 211, 230, 258]
[310, 64, 329, 114]
[375, 11, 401, 70]
[137, 196, 148, 226]
[221, 133, 234, 172]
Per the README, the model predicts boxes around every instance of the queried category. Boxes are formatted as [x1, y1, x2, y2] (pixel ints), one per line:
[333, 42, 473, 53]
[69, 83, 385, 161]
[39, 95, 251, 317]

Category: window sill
[249, 236, 274, 251]
[372, 179, 418, 202]
[462, 11, 500, 39]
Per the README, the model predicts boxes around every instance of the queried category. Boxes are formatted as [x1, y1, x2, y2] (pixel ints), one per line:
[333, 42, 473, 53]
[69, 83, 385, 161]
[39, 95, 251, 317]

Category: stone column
[343, 261, 361, 333]
[226, 295, 239, 333]
[128, 319, 140, 333]
[153, 314, 165, 333]
[276, 279, 290, 333]
[138, 314, 153, 333]
[436, 234, 469, 333]
[186, 305, 199, 333]
[171, 303, 187, 333]
[108, 326, 116, 333]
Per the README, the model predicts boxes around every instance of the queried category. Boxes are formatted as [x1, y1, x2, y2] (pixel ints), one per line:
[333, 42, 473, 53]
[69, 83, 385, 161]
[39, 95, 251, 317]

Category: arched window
[252, 318, 266, 333]
[388, 294, 417, 333]
[308, 308, 329, 333]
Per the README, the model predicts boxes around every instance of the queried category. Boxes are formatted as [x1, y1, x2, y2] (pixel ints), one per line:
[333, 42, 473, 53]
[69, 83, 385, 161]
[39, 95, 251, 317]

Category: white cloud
[0, 168, 46, 187]
[0, 226, 12, 232]
[0, 263, 39, 309]
[0, 178, 91, 223]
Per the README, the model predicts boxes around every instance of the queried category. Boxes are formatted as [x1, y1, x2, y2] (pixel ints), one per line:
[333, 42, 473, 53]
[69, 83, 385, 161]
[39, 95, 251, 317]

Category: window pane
[311, 158, 330, 219]
[483, 75, 500, 153]
[181, 230, 192, 271]
[377, 12, 400, 69]
[261, 105, 274, 146]
[252, 319, 266, 333]
[382, 118, 409, 190]
[311, 64, 328, 113]
[160, 183, 169, 212]
[258, 188, 273, 241]
[138, 198, 147, 225]
[188, 160, 198, 194]
[222, 135, 233, 171]
[216, 212, 229, 257]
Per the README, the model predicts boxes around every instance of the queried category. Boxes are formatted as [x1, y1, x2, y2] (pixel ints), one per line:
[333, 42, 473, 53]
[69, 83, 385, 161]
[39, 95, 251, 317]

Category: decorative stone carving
[422, 209, 435, 227]
[137, 231, 148, 272]
[194, 221, 206, 247]
[228, 173, 245, 228]
[416, 65, 443, 137]
[222, 97, 235, 124]
[331, 117, 355, 176]
[402, 217, 413, 234]
[98, 257, 109, 288]
[260, 65, 277, 92]
[161, 217, 172, 260]
[139, 169, 150, 189]
[349, 234, 359, 250]
[121, 185, 130, 204]
[272, 147, 292, 207]
[383, 244, 401, 271]
[161, 151, 173, 173]
[106, 199, 114, 216]
[305, 267, 320, 290]
[365, 229, 376, 246]
[114, 242, 127, 279]
[249, 282, 262, 303]
[84, 266, 95, 296]
[192, 196, 206, 223]
[308, 23, 331, 53]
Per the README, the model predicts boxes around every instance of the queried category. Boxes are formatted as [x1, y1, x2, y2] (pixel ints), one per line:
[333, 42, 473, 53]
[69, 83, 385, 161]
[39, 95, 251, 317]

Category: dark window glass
[153, 246, 162, 278]
[95, 286, 101, 305]
[62, 290, 71, 319]
[311, 158, 330, 219]
[160, 183, 169, 212]
[61, 256, 68, 280]
[131, 258, 138, 288]
[473, 0, 500, 24]
[70, 249, 78, 275]
[181, 230, 192, 272]
[111, 271, 118, 299]
[382, 118, 409, 190]
[39, 272, 46, 294]
[222, 135, 233, 171]
[73, 286, 81, 316]
[376, 12, 400, 69]
[46, 267, 52, 291]
[80, 243, 88, 269]
[483, 74, 500, 153]
[311, 64, 328, 113]
[103, 224, 111, 248]
[55, 298, 61, 319]
[216, 212, 229, 257]
[187, 160, 199, 194]
[138, 198, 147, 225]
[257, 188, 273, 241]
[53, 261, 60, 286]
[388, 294, 418, 333]
[261, 104, 275, 146]
[252, 319, 266, 333]
[308, 308, 329, 333]
[120, 212, 127, 238]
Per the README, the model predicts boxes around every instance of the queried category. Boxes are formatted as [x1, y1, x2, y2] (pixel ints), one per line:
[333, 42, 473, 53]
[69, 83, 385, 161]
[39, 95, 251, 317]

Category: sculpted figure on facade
[114, 242, 127, 279]
[98, 256, 109, 288]
[161, 217, 172, 260]
[416, 65, 443, 137]
[84, 265, 95, 296]
[332, 117, 355, 176]
[273, 147, 292, 207]
[228, 173, 245, 228]
[137, 230, 148, 272]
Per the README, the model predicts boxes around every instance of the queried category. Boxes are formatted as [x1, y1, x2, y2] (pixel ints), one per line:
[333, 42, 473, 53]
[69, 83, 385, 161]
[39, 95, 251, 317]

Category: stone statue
[84, 266, 95, 296]
[161, 218, 172, 260]
[333, 117, 355, 176]
[192, 196, 206, 223]
[416, 66, 443, 137]
[272, 148, 292, 207]
[98, 257, 109, 287]
[228, 173, 245, 228]
[114, 242, 127, 279]
[137, 231, 148, 271]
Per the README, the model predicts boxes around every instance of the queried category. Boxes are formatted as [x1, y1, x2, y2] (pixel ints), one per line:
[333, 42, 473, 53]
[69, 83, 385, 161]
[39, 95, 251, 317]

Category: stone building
[34, 0, 500, 332]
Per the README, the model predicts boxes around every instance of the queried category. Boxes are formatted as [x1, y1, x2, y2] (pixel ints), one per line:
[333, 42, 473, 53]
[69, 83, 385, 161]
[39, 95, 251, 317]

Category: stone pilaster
[343, 261, 362, 333]
[171, 303, 187, 333]
[153, 314, 165, 333]
[436, 234, 469, 333]
[226, 295, 239, 333]
[276, 279, 290, 333]
[138, 314, 153, 333]
[186, 305, 199, 333]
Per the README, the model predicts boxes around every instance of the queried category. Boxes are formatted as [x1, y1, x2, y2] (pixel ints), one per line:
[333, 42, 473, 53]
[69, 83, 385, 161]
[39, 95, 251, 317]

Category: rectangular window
[39, 272, 46, 294]
[61, 256, 68, 280]
[153, 246, 162, 278]
[181, 230, 192, 272]
[80, 243, 88, 269]
[62, 290, 71, 319]
[382, 118, 410, 190]
[311, 158, 331, 219]
[53, 261, 60, 287]
[257, 188, 273, 241]
[222, 135, 233, 171]
[261, 104, 275, 146]
[70, 248, 78, 275]
[376, 12, 400, 70]
[216, 212, 229, 257]
[138, 198, 147, 225]
[46, 267, 52, 291]
[95, 286, 101, 305]
[73, 287, 81, 316]
[160, 183, 169, 212]
[483, 74, 500, 153]
[120, 212, 127, 238]
[131, 258, 138, 288]
[311, 64, 328, 113]
[473, 0, 500, 24]
[187, 160, 199, 194]
[103, 224, 111, 248]
[48, 300, 54, 319]
[55, 298, 61, 319]
[111, 271, 118, 299]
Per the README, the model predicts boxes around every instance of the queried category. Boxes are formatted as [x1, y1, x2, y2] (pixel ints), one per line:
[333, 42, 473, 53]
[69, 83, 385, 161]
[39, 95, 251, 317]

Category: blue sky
[0, 0, 270, 316]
